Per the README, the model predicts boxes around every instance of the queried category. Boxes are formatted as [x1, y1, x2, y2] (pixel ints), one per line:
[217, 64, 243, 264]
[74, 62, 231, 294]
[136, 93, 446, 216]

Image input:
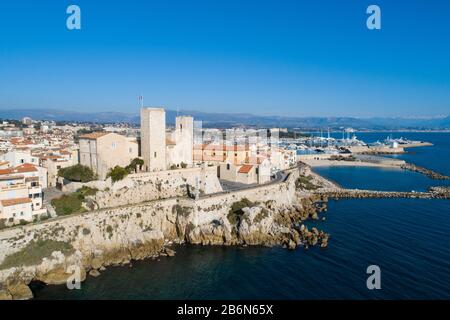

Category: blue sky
[0, 0, 449, 117]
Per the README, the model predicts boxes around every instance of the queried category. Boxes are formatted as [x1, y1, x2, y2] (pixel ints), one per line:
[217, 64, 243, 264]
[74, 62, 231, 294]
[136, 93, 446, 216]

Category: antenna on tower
[139, 93, 144, 108]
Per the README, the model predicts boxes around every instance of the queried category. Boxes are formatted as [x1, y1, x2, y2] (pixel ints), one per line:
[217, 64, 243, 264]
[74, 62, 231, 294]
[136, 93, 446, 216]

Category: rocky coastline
[0, 165, 332, 300]
[1, 162, 448, 300]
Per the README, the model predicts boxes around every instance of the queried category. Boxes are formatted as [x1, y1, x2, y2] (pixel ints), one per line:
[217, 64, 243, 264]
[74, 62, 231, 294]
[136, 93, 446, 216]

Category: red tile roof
[0, 163, 38, 175]
[1, 198, 32, 207]
[238, 165, 253, 174]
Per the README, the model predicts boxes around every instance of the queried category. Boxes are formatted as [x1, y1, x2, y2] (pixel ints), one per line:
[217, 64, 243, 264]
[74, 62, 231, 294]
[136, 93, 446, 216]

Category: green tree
[107, 166, 129, 182]
[58, 164, 96, 182]
[126, 158, 144, 173]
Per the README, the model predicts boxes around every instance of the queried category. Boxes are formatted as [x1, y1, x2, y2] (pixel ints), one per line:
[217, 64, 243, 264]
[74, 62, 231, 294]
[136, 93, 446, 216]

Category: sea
[32, 132, 450, 300]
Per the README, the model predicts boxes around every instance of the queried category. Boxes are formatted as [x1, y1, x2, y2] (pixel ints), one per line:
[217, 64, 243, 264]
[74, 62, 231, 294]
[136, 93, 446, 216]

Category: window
[129, 148, 132, 153]
[57, 165, 61, 170]
[112, 142, 117, 149]
[154, 152, 157, 158]
[20, 159, 24, 163]
[227, 164, 230, 170]
[256, 168, 259, 175]
[20, 212, 24, 216]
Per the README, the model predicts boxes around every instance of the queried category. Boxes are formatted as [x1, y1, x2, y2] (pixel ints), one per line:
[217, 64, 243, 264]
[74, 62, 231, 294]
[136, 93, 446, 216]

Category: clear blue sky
[0, 0, 449, 117]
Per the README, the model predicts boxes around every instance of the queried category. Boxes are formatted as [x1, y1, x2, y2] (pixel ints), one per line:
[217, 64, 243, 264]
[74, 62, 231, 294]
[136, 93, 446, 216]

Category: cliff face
[0, 166, 328, 299]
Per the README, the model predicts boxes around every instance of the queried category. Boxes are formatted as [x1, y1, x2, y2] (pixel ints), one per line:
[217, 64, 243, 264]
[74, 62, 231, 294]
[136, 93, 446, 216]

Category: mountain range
[1, 108, 449, 130]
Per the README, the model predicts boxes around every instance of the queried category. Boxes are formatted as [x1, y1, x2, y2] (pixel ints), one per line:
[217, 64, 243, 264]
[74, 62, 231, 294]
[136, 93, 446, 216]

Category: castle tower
[140, 107, 166, 171]
[174, 115, 194, 167]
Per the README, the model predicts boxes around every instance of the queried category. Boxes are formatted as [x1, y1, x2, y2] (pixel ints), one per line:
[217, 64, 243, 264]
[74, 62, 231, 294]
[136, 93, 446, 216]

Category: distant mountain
[0, 108, 449, 130]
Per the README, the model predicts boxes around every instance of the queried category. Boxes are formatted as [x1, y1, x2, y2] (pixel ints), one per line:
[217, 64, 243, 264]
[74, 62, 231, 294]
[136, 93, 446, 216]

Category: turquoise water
[32, 133, 450, 300]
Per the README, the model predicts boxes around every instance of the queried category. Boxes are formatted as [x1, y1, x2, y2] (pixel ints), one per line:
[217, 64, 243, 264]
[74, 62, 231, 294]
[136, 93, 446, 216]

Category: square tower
[140, 107, 166, 171]
[174, 115, 194, 167]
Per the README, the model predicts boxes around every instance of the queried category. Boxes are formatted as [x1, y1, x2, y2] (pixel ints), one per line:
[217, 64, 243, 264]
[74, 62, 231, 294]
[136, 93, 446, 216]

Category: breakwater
[400, 163, 450, 180]
[315, 187, 450, 200]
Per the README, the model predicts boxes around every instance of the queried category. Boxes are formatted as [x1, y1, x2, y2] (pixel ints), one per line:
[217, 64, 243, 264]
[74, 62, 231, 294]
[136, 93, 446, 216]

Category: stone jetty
[400, 163, 450, 180]
[315, 187, 450, 200]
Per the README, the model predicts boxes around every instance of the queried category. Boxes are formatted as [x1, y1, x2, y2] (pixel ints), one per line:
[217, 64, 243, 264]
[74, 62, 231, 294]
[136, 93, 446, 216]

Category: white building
[219, 159, 271, 185]
[0, 163, 47, 222]
[1, 149, 39, 167]
[166, 116, 194, 168]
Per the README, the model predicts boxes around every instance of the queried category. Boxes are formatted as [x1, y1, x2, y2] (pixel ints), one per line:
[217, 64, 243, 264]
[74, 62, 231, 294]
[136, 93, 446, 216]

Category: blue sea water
[32, 133, 450, 300]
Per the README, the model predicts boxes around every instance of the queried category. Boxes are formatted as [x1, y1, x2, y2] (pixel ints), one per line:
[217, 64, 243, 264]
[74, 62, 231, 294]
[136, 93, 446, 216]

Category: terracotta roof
[0, 163, 38, 175]
[79, 132, 109, 140]
[1, 198, 32, 207]
[238, 164, 253, 174]
[15, 163, 38, 173]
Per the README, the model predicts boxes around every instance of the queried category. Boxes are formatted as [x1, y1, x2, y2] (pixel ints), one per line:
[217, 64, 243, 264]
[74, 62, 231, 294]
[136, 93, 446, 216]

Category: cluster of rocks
[401, 163, 450, 180]
[297, 225, 329, 249]
[317, 187, 450, 200]
[0, 282, 33, 300]
[182, 195, 329, 252]
[429, 186, 450, 198]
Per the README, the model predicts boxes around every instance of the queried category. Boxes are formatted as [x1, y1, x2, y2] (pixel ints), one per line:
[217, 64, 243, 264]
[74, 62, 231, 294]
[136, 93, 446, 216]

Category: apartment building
[0, 163, 47, 222]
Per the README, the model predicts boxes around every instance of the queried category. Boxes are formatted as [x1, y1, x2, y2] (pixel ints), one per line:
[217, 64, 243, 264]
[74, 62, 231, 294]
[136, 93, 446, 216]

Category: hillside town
[0, 107, 298, 227]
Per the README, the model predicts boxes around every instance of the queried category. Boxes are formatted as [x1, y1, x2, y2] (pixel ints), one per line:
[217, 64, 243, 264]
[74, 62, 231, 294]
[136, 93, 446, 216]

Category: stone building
[79, 132, 138, 180]
[140, 108, 166, 172]
[166, 116, 194, 168]
[219, 158, 271, 185]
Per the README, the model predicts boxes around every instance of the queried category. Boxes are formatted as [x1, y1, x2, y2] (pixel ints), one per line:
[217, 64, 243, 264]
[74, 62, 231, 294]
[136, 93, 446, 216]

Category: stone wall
[62, 166, 223, 210]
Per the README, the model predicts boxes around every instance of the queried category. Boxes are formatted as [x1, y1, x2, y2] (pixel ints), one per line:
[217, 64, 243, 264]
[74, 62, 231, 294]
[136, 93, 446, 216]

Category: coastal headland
[0, 165, 330, 299]
[0, 159, 448, 300]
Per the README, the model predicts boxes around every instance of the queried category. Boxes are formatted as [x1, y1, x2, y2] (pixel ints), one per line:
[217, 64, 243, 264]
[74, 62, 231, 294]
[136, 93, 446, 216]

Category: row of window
[12, 212, 25, 218]
[29, 193, 42, 199]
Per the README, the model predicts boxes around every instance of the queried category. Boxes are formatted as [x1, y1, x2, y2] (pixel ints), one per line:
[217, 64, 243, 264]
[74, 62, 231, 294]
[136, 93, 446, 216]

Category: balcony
[1, 183, 27, 191]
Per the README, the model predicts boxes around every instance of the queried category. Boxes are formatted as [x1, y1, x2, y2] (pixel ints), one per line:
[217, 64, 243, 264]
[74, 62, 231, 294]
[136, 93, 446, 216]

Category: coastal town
[0, 106, 449, 299]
